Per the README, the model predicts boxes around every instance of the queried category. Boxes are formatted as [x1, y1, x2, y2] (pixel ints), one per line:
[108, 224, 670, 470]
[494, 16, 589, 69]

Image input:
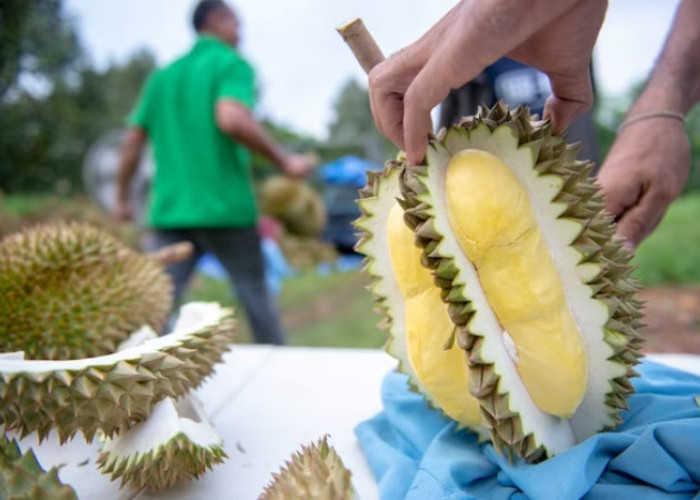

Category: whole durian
[260, 436, 354, 500]
[0, 223, 172, 360]
[1, 433, 77, 500]
[259, 176, 327, 237]
[355, 103, 643, 462]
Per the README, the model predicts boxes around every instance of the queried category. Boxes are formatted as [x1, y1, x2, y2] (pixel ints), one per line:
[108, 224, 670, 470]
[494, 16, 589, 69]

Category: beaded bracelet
[617, 110, 685, 133]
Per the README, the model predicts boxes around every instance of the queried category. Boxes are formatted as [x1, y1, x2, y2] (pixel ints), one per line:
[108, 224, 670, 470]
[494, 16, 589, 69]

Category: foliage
[0, 0, 156, 194]
[326, 78, 396, 164]
[633, 192, 700, 286]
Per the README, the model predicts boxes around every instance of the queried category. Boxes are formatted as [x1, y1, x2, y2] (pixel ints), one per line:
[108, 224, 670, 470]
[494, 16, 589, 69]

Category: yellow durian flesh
[445, 149, 587, 418]
[387, 204, 481, 428]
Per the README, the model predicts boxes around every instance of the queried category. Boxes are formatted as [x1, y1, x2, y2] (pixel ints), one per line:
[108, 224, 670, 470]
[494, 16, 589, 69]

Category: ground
[640, 286, 700, 354]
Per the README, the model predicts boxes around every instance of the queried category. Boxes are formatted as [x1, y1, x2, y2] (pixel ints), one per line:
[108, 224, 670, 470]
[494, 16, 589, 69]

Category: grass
[632, 192, 700, 286]
[186, 269, 385, 348]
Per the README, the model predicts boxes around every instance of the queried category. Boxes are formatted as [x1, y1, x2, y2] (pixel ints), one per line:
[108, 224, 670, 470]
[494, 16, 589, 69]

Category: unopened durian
[1, 433, 77, 500]
[356, 103, 643, 462]
[0, 302, 236, 444]
[260, 436, 354, 500]
[98, 395, 226, 492]
[0, 223, 172, 360]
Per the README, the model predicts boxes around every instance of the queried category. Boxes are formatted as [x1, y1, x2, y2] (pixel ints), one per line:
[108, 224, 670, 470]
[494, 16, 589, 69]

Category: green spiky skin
[0, 222, 173, 360]
[97, 433, 226, 492]
[0, 305, 236, 444]
[395, 103, 644, 462]
[1, 434, 77, 500]
[260, 436, 354, 500]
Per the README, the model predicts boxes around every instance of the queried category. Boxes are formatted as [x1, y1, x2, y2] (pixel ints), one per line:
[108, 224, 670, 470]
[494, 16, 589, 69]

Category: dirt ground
[639, 286, 700, 354]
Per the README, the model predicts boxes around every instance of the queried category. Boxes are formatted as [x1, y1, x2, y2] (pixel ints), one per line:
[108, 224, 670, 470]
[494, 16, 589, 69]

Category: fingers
[543, 72, 593, 134]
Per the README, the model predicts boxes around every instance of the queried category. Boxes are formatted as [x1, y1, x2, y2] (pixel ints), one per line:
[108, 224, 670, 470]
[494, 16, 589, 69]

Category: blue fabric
[320, 155, 381, 188]
[355, 360, 700, 499]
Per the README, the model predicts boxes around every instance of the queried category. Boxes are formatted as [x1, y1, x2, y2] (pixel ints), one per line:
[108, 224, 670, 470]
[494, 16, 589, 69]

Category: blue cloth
[320, 155, 381, 188]
[355, 360, 700, 499]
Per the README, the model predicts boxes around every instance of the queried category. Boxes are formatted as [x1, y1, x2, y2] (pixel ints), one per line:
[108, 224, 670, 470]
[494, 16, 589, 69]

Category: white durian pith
[0, 302, 236, 444]
[98, 395, 226, 492]
[397, 104, 642, 461]
[355, 167, 482, 429]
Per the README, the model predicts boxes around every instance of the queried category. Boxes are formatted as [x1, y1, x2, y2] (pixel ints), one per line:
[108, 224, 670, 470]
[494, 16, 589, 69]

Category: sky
[65, 0, 681, 139]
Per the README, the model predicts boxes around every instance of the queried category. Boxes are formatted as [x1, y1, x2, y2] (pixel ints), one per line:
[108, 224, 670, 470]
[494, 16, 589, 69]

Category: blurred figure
[115, 0, 315, 344]
[439, 58, 599, 165]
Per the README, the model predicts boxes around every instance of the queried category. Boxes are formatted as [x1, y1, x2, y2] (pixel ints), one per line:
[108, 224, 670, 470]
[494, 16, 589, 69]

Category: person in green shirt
[115, 0, 314, 344]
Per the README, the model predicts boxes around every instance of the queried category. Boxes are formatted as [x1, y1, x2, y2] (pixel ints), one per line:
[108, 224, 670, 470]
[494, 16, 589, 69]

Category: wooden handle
[336, 18, 385, 74]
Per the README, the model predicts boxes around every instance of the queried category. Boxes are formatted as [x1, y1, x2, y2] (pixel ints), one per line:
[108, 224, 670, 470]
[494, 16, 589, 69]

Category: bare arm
[597, 0, 700, 248]
[215, 99, 313, 178]
[114, 127, 147, 221]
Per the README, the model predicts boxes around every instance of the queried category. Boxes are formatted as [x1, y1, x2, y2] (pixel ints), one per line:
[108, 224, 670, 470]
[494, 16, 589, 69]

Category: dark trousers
[146, 227, 286, 345]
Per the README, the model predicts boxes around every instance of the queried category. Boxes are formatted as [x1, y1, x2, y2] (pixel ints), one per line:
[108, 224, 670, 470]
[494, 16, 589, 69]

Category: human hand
[368, 0, 607, 165]
[596, 119, 690, 249]
[283, 152, 318, 179]
[113, 198, 134, 222]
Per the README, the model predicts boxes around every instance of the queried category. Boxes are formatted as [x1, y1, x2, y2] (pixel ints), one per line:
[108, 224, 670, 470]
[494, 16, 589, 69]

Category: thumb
[543, 72, 593, 134]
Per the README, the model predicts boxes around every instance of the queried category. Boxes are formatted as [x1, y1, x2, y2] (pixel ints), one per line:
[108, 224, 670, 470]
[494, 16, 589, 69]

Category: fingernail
[622, 241, 636, 252]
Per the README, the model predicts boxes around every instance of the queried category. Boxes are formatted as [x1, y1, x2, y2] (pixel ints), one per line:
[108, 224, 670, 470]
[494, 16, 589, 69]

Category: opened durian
[356, 104, 643, 462]
[98, 395, 226, 492]
[1, 433, 77, 500]
[0, 223, 172, 360]
[0, 302, 236, 444]
[260, 436, 354, 500]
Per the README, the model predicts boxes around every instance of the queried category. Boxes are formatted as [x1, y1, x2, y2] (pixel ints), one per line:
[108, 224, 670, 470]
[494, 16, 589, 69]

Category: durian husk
[0, 433, 77, 500]
[394, 103, 643, 461]
[260, 436, 354, 500]
[97, 396, 227, 492]
[0, 303, 236, 444]
[0, 222, 172, 360]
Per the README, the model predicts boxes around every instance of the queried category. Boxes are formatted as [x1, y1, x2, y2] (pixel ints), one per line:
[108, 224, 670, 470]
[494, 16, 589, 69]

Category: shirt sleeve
[127, 72, 158, 130]
[216, 56, 256, 109]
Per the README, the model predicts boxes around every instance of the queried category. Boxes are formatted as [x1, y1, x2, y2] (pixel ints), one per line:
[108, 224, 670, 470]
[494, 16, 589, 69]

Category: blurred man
[115, 0, 314, 344]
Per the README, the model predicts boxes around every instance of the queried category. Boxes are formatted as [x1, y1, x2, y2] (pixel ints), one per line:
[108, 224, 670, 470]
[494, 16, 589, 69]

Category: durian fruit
[0, 302, 236, 444]
[260, 436, 354, 500]
[259, 176, 327, 237]
[97, 396, 226, 492]
[357, 103, 643, 462]
[355, 166, 484, 431]
[1, 433, 77, 500]
[0, 222, 172, 360]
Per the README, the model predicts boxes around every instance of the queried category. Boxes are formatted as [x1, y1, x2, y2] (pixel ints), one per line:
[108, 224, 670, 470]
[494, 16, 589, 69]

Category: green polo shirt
[129, 35, 258, 228]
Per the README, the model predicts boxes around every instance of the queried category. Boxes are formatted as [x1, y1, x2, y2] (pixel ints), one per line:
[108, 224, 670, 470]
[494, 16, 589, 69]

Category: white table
[15, 347, 700, 500]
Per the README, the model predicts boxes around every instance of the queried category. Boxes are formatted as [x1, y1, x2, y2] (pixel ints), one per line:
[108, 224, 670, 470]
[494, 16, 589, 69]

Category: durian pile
[356, 103, 644, 462]
[0, 222, 236, 494]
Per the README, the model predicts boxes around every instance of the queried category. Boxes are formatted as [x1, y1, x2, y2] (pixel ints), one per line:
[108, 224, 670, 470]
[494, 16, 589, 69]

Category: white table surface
[14, 347, 700, 500]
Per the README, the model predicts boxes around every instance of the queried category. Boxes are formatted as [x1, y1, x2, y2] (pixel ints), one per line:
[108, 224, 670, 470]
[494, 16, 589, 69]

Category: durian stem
[336, 18, 385, 74]
[148, 242, 194, 266]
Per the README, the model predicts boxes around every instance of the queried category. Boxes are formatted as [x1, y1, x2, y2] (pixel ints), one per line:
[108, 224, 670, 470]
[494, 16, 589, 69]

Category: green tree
[327, 78, 396, 164]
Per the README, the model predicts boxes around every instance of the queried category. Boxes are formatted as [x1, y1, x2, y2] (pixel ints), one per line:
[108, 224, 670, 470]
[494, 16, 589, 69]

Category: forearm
[631, 0, 700, 115]
[215, 100, 286, 169]
[116, 128, 147, 202]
